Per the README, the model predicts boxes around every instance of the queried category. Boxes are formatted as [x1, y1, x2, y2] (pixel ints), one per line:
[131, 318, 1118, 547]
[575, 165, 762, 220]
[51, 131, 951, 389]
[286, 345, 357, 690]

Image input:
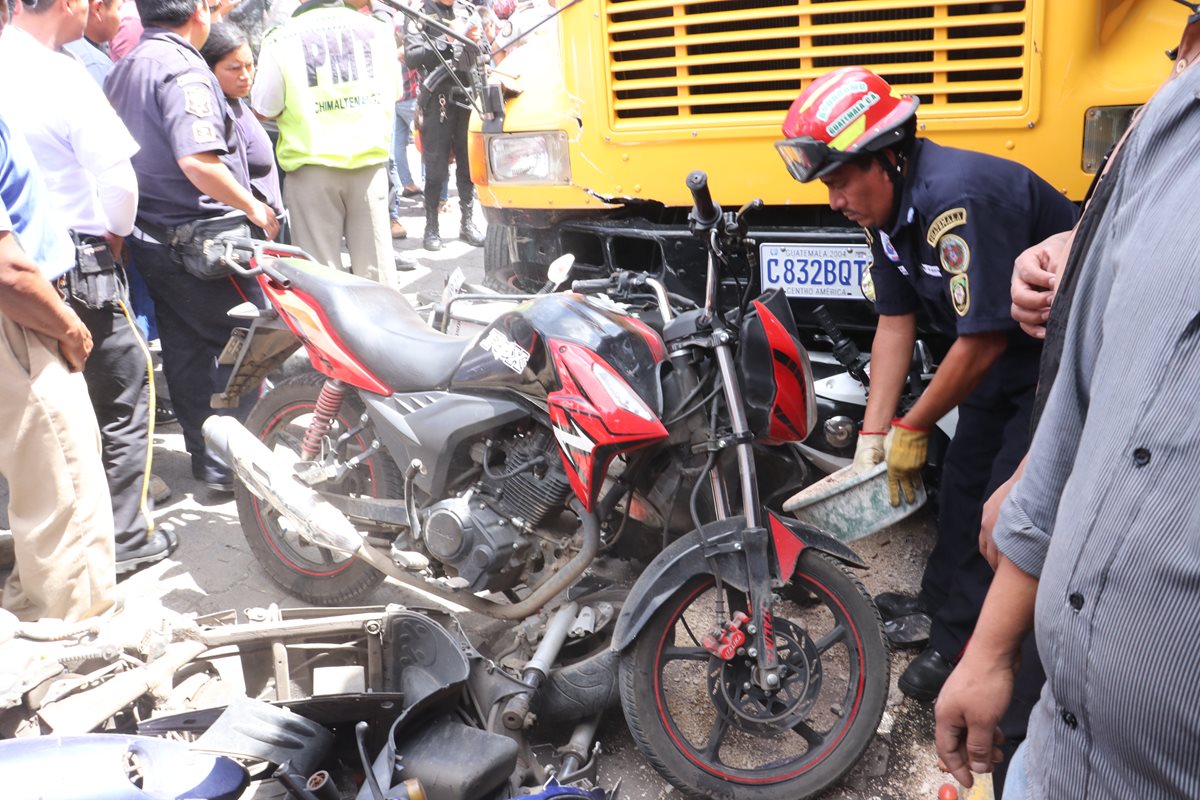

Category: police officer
[105, 0, 278, 494]
[778, 67, 1078, 701]
[0, 0, 172, 572]
[405, 0, 487, 251]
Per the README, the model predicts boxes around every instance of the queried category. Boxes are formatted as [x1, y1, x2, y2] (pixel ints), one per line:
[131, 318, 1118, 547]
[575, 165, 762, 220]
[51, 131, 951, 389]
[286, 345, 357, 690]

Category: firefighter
[777, 66, 1077, 701]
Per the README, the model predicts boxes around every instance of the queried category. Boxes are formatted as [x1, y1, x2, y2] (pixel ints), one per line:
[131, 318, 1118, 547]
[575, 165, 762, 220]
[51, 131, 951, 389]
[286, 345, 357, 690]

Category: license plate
[759, 243, 872, 300]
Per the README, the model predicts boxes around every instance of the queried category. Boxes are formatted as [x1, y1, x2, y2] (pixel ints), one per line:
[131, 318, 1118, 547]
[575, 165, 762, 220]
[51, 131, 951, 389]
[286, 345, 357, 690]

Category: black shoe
[396, 252, 418, 272]
[882, 612, 932, 648]
[115, 529, 179, 576]
[898, 646, 955, 702]
[874, 591, 927, 622]
[402, 186, 424, 198]
[459, 220, 485, 247]
[155, 400, 177, 426]
[423, 230, 442, 251]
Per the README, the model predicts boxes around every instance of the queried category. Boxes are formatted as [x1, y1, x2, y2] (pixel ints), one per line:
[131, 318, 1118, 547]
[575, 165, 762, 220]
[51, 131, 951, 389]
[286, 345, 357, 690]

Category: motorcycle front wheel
[618, 550, 888, 800]
[237, 372, 401, 605]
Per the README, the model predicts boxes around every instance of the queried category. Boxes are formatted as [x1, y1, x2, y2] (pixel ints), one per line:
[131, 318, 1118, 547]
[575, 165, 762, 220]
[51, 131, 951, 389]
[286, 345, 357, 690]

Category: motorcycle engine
[421, 429, 573, 593]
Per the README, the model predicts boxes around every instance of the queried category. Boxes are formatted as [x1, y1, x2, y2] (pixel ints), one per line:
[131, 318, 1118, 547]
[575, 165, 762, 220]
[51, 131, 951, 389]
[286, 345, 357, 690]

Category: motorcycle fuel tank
[449, 293, 666, 411]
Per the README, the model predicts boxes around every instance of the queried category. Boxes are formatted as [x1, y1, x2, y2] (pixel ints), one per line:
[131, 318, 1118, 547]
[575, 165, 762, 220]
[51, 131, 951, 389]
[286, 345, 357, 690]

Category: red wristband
[891, 417, 931, 433]
[860, 430, 890, 437]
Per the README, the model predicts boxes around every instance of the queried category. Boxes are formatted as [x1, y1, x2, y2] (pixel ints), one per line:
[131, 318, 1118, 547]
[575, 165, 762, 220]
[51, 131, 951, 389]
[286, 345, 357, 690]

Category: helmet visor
[775, 137, 848, 183]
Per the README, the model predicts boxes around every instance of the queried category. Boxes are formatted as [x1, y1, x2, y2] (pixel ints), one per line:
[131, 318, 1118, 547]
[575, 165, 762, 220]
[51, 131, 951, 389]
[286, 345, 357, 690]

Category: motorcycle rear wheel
[618, 551, 888, 800]
[237, 372, 401, 605]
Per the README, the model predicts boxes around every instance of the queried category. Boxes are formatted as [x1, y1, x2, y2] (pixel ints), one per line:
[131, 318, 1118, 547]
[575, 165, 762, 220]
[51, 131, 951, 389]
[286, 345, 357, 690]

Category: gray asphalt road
[1, 190, 955, 798]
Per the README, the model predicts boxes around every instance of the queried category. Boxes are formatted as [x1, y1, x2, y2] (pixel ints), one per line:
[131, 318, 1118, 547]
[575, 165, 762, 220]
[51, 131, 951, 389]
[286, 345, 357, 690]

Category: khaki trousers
[284, 162, 397, 289]
[0, 314, 116, 622]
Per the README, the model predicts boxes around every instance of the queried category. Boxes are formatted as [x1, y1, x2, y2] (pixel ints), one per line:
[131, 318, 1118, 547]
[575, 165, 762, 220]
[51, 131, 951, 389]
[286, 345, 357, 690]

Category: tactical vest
[268, 6, 396, 172]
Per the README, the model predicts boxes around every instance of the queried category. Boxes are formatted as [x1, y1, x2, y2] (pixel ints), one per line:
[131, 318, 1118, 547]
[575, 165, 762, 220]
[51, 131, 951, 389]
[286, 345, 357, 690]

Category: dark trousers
[68, 293, 153, 552]
[420, 89, 474, 221]
[126, 238, 262, 483]
[921, 344, 1040, 660]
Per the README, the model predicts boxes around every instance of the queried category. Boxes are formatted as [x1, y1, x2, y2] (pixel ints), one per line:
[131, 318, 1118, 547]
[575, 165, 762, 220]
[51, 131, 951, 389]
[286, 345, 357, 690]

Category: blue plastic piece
[517, 778, 608, 800]
[0, 734, 249, 800]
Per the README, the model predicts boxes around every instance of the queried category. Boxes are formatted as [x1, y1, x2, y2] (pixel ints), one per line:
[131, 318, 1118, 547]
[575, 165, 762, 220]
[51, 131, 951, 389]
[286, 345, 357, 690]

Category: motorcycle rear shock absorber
[301, 379, 347, 461]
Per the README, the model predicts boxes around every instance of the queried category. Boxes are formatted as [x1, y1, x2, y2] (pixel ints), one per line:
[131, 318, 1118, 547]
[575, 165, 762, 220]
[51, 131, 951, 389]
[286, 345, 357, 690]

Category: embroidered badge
[926, 207, 967, 246]
[949, 273, 970, 317]
[192, 120, 219, 145]
[184, 84, 213, 117]
[938, 233, 970, 274]
[921, 263, 941, 278]
[879, 230, 901, 263]
[860, 268, 876, 303]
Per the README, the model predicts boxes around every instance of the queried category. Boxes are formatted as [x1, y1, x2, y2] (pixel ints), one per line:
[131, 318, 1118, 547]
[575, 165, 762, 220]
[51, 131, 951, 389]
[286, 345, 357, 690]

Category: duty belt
[63, 230, 126, 310]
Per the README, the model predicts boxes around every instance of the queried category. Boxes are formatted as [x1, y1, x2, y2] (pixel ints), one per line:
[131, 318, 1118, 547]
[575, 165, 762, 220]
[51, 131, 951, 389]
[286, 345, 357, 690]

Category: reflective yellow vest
[264, 5, 398, 172]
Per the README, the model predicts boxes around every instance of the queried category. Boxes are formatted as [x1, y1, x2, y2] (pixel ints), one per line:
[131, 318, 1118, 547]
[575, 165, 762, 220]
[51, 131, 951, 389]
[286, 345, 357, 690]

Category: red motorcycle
[206, 172, 888, 800]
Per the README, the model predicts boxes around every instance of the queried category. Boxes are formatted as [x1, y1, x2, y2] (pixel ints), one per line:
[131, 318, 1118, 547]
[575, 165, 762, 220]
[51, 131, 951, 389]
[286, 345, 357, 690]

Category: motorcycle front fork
[707, 335, 782, 690]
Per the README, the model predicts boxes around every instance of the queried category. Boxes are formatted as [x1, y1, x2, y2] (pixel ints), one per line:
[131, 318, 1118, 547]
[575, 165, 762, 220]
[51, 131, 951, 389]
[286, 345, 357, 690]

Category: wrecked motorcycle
[205, 171, 889, 799]
[0, 599, 612, 799]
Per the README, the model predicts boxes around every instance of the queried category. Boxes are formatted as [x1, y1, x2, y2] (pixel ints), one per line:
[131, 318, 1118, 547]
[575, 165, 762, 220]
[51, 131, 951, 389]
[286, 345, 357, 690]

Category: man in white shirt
[0, 0, 173, 574]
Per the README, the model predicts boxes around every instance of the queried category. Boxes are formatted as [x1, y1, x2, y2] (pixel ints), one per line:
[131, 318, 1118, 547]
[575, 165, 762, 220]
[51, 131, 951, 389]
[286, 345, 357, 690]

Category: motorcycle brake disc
[705, 616, 823, 733]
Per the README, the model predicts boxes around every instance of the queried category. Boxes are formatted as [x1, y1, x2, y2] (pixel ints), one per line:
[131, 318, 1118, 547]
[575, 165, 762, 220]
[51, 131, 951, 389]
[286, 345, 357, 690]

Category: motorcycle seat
[271, 258, 470, 392]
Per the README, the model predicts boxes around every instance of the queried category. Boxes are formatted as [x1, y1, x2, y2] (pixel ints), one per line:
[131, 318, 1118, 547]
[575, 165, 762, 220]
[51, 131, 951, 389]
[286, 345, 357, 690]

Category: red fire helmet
[776, 66, 919, 183]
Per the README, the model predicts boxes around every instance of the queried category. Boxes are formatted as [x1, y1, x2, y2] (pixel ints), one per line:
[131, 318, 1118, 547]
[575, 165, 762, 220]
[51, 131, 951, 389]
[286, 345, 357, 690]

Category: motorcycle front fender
[611, 514, 866, 653]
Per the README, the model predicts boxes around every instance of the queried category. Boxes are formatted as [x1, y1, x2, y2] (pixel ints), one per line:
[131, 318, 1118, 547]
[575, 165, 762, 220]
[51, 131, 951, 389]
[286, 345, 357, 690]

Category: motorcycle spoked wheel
[236, 372, 402, 605]
[618, 551, 888, 800]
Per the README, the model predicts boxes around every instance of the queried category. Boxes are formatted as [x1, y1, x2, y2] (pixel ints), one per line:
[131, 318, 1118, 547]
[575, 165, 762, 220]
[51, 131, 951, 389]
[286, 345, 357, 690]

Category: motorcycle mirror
[546, 253, 576, 289]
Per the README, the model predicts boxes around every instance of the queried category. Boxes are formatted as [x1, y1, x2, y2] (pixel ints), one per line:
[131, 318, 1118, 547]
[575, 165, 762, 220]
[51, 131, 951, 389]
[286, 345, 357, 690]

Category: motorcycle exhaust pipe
[203, 415, 363, 556]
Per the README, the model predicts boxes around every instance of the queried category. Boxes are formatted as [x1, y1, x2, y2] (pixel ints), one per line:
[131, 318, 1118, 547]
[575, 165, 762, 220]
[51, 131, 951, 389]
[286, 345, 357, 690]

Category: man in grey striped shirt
[935, 9, 1200, 796]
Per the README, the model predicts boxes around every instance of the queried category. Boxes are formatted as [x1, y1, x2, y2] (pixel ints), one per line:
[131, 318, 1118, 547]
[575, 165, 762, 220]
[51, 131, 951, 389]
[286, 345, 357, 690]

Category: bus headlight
[487, 132, 571, 184]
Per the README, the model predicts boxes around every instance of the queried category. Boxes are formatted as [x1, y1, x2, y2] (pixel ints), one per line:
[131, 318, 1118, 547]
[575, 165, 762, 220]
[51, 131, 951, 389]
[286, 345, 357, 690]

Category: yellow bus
[470, 0, 1183, 320]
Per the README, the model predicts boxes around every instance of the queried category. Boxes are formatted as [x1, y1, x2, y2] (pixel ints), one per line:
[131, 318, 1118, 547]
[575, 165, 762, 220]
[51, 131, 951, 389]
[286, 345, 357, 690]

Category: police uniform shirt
[865, 139, 1079, 339]
[104, 29, 250, 228]
[0, 27, 139, 238]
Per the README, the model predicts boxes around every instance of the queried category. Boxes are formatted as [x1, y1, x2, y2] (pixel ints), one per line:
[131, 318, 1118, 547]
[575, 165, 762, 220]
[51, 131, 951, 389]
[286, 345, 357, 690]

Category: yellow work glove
[851, 431, 888, 475]
[886, 418, 929, 507]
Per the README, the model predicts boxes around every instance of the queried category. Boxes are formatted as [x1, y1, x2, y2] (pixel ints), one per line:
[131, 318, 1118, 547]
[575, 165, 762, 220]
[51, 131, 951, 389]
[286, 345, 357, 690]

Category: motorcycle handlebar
[570, 278, 615, 293]
[686, 170, 721, 229]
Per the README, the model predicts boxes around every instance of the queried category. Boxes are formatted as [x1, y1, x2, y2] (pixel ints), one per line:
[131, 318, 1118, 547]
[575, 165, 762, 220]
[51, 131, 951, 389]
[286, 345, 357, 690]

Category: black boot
[423, 207, 442, 251]
[459, 202, 485, 247]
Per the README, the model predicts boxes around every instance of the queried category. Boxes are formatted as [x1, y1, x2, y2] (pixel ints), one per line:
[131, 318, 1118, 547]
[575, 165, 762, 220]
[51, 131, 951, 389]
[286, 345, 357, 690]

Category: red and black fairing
[258, 258, 391, 394]
[737, 289, 818, 445]
[451, 293, 670, 510]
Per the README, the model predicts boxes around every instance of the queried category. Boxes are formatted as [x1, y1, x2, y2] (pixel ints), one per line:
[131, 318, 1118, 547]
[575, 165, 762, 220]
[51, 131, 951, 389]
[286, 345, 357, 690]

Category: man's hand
[1011, 231, 1070, 339]
[934, 651, 1016, 787]
[979, 487, 1005, 570]
[104, 232, 125, 266]
[979, 459, 1025, 570]
[58, 312, 93, 372]
[886, 419, 929, 506]
[851, 431, 887, 475]
[248, 200, 280, 241]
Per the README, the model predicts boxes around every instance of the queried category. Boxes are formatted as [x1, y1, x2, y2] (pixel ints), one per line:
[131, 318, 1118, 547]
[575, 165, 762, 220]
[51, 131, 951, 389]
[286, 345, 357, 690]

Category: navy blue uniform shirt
[104, 29, 250, 228]
[865, 139, 1079, 339]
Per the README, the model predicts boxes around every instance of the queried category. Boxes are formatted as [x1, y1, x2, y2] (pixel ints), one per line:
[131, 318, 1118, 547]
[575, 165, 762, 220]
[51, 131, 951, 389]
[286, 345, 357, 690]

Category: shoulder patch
[878, 230, 901, 263]
[183, 83, 214, 117]
[860, 268, 876, 303]
[176, 72, 210, 86]
[938, 233, 970, 274]
[949, 273, 970, 317]
[926, 207, 967, 246]
[192, 119, 219, 145]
